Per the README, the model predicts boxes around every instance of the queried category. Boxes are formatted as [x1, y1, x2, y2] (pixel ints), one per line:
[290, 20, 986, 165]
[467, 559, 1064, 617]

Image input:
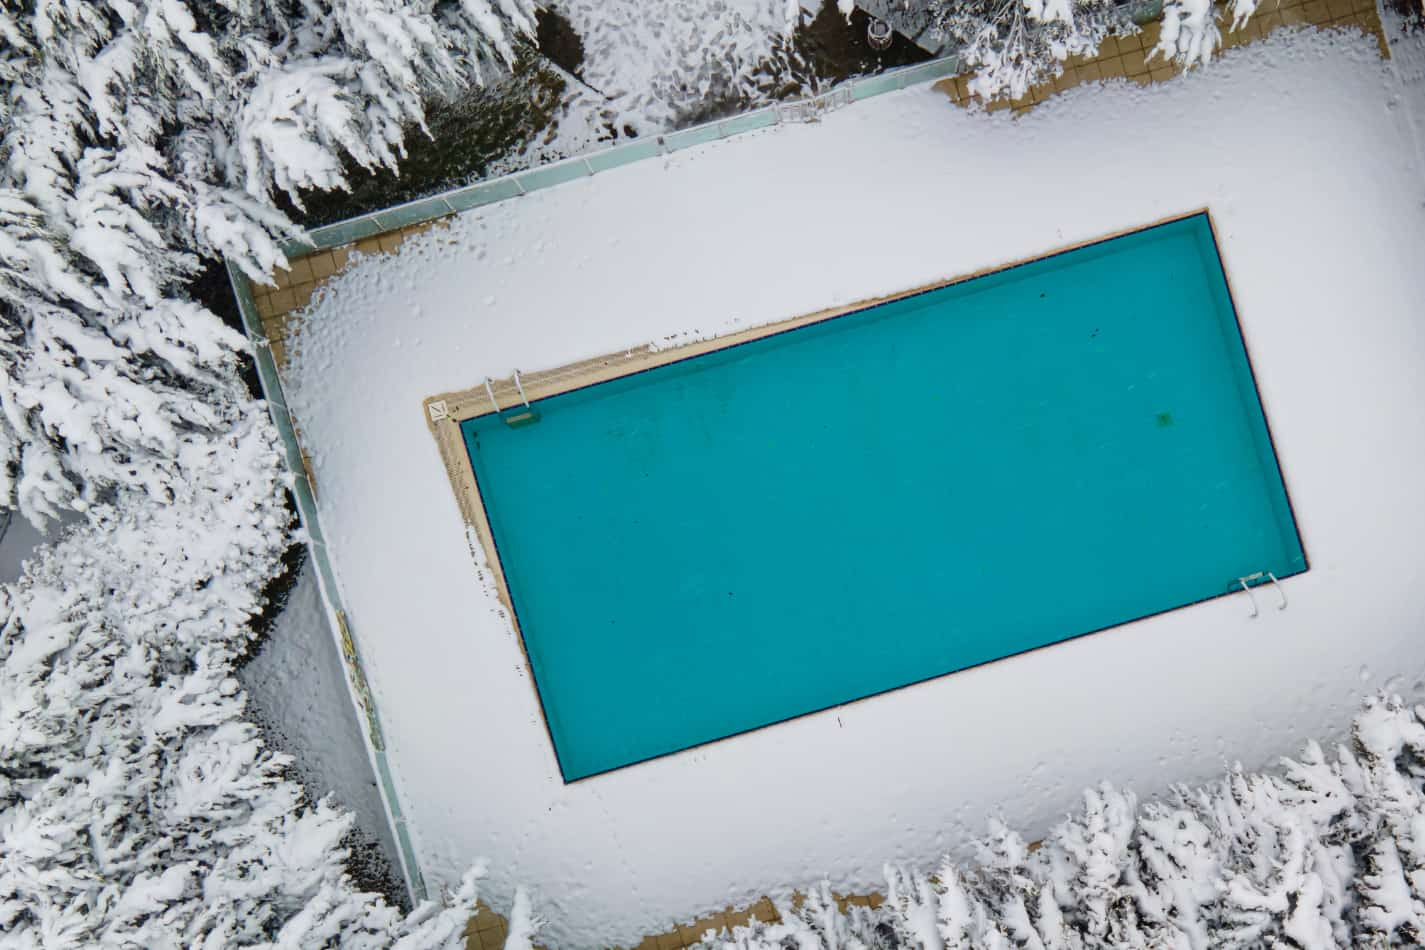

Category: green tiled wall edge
[277, 53, 965, 259]
[226, 259, 430, 905]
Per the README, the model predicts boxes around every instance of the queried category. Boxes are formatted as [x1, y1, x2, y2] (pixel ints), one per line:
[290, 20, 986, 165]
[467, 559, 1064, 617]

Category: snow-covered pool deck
[268, 20, 1425, 949]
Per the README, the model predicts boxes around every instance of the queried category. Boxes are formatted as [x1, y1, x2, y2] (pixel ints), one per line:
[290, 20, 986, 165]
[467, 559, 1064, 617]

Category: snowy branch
[693, 696, 1425, 948]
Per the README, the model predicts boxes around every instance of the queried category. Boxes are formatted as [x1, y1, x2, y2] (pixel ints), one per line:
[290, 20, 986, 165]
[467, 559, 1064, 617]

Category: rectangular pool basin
[459, 212, 1306, 781]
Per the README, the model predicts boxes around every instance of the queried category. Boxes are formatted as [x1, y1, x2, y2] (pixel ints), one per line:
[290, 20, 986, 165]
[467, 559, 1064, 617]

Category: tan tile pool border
[422, 208, 1215, 772]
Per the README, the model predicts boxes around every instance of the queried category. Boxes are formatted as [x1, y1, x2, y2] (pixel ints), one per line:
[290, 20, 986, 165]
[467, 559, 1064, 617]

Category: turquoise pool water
[461, 213, 1306, 781]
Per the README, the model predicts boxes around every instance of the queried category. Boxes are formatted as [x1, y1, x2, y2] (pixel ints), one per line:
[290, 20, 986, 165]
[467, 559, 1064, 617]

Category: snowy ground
[288, 24, 1425, 946]
[238, 561, 402, 897]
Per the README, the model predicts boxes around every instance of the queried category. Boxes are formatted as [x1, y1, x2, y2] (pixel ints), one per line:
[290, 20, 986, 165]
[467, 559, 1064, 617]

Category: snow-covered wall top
[284, 26, 1425, 948]
[277, 56, 964, 259]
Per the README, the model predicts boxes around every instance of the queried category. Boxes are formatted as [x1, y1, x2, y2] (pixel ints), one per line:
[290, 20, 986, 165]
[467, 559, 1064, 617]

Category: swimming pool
[452, 212, 1306, 781]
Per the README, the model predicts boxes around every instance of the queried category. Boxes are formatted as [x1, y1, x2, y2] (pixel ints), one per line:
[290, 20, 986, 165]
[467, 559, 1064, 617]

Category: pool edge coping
[422, 206, 1310, 783]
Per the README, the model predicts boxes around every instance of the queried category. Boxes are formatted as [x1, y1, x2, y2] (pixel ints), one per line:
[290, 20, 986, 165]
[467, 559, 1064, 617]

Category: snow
[240, 560, 402, 892]
[550, 0, 795, 130]
[288, 24, 1425, 946]
[504, 887, 542, 950]
[507, 0, 817, 169]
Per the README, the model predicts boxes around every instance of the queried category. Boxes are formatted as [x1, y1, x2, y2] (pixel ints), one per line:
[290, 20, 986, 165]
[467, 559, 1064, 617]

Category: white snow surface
[239, 561, 402, 890]
[289, 25, 1425, 946]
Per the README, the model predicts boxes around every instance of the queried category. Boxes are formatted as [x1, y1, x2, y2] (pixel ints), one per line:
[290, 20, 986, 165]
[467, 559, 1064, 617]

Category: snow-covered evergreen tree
[924, 0, 1137, 100]
[693, 695, 1425, 950]
[919, 0, 1262, 101]
[1151, 0, 1259, 68]
[0, 1, 541, 943]
[0, 0, 534, 526]
[0, 410, 497, 944]
[704, 881, 891, 949]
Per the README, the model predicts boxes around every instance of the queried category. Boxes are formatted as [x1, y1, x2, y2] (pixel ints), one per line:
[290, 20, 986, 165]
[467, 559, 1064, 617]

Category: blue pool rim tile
[455, 209, 1308, 783]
